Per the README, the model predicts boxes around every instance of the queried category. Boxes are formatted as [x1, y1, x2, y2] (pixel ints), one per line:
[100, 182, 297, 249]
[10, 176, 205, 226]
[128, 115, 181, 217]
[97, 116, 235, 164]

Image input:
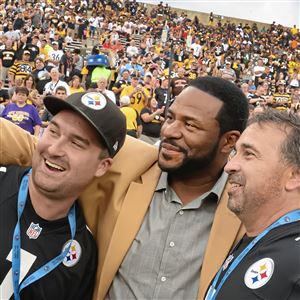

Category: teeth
[45, 160, 65, 171]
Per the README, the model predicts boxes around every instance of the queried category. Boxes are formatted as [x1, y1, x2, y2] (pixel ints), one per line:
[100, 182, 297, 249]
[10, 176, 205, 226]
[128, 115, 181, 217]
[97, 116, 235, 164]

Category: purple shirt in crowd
[1, 103, 42, 135]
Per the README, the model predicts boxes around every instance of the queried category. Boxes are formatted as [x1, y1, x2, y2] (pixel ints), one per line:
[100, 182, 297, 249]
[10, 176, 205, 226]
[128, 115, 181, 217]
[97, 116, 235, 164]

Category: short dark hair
[55, 86, 67, 94]
[248, 109, 300, 169]
[189, 76, 249, 134]
[15, 86, 29, 96]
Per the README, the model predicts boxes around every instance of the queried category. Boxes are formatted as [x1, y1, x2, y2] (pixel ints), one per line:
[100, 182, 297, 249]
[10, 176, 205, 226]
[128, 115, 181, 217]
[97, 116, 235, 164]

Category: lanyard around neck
[206, 209, 300, 300]
[12, 168, 76, 300]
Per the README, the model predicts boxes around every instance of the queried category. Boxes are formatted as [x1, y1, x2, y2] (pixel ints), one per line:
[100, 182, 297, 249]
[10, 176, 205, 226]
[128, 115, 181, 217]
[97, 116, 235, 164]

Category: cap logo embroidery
[81, 92, 107, 110]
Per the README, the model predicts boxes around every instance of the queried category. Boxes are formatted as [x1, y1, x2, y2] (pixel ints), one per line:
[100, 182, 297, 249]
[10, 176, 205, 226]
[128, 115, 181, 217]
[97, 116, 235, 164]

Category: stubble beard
[228, 172, 283, 220]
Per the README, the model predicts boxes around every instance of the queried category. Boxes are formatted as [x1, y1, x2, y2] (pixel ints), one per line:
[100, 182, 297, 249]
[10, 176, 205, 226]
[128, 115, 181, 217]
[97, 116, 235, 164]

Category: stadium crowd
[0, 0, 299, 140]
[0, 1, 300, 300]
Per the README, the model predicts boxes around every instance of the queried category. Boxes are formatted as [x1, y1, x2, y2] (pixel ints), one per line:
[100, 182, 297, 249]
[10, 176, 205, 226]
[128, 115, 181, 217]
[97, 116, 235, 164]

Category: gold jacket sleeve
[0, 118, 37, 166]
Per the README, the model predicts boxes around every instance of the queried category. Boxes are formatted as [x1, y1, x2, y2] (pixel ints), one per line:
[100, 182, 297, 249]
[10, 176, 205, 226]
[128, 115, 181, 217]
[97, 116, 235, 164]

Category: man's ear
[220, 130, 240, 154]
[285, 168, 300, 191]
[94, 158, 113, 178]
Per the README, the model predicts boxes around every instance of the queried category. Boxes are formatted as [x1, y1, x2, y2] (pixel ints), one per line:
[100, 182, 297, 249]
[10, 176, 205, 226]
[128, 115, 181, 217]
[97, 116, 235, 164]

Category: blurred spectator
[220, 61, 236, 82]
[271, 81, 292, 110]
[253, 58, 265, 87]
[60, 49, 73, 80]
[121, 75, 150, 114]
[47, 41, 64, 67]
[23, 74, 41, 108]
[69, 75, 85, 94]
[139, 97, 165, 145]
[96, 77, 116, 104]
[43, 67, 70, 96]
[8, 50, 34, 87]
[155, 76, 169, 108]
[124, 54, 144, 77]
[25, 35, 40, 62]
[126, 40, 139, 58]
[32, 57, 51, 95]
[112, 69, 131, 103]
[0, 79, 9, 106]
[0, 39, 16, 82]
[1, 86, 42, 136]
[120, 95, 142, 138]
[41, 86, 68, 127]
[170, 67, 189, 98]
[72, 49, 84, 77]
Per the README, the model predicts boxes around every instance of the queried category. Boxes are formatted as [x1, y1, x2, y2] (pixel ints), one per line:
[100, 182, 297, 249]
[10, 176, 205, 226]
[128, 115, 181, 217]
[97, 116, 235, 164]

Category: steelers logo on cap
[62, 240, 82, 267]
[244, 258, 274, 289]
[81, 92, 107, 110]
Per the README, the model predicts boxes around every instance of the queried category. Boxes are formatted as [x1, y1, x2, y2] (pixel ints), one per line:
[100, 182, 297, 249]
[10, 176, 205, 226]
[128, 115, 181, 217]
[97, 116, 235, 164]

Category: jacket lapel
[98, 164, 161, 299]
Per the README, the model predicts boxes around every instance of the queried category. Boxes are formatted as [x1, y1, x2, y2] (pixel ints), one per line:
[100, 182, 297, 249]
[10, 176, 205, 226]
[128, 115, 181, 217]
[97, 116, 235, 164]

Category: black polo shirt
[211, 221, 300, 300]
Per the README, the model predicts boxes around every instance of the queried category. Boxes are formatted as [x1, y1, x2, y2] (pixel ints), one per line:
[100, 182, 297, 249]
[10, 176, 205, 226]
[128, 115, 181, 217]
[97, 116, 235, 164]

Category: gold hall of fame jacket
[0, 118, 245, 300]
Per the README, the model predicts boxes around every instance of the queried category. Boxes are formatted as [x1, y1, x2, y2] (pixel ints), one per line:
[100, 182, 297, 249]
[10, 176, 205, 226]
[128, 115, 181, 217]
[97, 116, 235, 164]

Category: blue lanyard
[12, 169, 76, 300]
[206, 209, 300, 300]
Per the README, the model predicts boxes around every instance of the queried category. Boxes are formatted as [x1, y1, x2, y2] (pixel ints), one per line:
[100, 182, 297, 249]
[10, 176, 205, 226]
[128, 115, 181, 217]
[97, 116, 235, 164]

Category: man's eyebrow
[49, 120, 90, 146]
[239, 142, 260, 154]
[167, 107, 205, 124]
[70, 133, 90, 146]
[49, 120, 59, 128]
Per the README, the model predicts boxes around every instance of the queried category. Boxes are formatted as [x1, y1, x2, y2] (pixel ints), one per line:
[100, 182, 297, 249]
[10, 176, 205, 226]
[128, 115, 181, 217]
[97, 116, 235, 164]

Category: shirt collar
[155, 171, 228, 204]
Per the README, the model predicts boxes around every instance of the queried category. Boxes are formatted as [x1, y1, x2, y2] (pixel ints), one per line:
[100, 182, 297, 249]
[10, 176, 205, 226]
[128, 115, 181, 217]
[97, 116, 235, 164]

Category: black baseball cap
[44, 92, 126, 157]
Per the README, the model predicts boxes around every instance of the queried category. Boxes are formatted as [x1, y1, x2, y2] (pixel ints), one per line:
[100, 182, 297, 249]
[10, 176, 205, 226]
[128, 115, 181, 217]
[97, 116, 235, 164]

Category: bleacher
[119, 34, 142, 48]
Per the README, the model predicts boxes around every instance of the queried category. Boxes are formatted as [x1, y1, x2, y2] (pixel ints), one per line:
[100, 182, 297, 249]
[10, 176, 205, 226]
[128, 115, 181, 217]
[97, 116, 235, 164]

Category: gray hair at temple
[248, 109, 300, 169]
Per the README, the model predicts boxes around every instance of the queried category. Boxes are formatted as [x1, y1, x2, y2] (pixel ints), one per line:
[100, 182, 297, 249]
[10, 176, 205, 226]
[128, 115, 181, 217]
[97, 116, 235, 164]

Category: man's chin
[158, 160, 181, 173]
[158, 153, 183, 172]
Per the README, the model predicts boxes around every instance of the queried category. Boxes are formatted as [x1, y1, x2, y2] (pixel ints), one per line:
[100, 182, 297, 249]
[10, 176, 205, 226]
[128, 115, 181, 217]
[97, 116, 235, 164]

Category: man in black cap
[0, 92, 126, 299]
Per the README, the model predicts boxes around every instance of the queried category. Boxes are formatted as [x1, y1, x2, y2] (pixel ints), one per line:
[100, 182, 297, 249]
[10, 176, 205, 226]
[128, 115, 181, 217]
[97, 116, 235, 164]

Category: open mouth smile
[44, 159, 66, 172]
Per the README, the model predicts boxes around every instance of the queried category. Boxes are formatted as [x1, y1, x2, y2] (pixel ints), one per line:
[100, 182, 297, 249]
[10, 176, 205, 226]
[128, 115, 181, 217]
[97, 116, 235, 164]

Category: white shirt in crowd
[101, 89, 116, 104]
[190, 43, 202, 58]
[253, 65, 265, 77]
[47, 49, 64, 67]
[126, 46, 139, 57]
[44, 80, 70, 96]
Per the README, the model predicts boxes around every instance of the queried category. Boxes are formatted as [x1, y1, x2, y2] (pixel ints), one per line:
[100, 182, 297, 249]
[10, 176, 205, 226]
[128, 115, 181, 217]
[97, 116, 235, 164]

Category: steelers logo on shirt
[244, 258, 274, 289]
[81, 92, 107, 110]
[62, 240, 82, 267]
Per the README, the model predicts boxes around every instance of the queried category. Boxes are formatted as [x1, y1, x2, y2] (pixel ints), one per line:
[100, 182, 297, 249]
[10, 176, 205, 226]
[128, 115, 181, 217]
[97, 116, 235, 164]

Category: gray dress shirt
[107, 171, 228, 300]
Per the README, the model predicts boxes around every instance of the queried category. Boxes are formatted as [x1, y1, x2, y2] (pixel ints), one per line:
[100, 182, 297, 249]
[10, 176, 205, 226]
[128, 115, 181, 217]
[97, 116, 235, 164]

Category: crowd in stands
[0, 0, 299, 142]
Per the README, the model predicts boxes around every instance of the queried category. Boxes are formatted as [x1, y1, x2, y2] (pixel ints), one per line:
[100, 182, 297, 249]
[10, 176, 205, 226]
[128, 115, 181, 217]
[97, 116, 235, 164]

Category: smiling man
[105, 76, 249, 300]
[0, 92, 126, 300]
[0, 77, 249, 300]
[206, 110, 300, 300]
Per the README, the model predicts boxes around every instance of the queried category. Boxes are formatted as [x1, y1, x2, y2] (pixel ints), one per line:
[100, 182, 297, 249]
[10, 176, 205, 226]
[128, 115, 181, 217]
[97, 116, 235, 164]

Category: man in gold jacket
[1, 77, 248, 299]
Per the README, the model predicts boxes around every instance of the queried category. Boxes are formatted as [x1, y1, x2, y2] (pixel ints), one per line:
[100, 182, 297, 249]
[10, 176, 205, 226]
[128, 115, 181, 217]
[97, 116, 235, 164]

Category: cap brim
[44, 95, 111, 154]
